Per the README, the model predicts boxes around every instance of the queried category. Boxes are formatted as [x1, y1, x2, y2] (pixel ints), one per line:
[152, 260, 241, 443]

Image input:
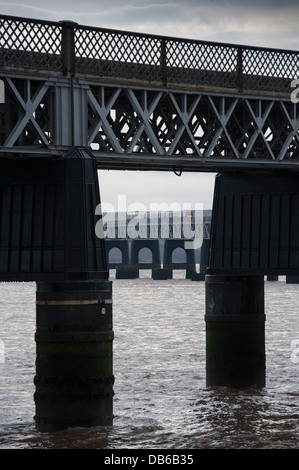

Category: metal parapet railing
[0, 14, 298, 92]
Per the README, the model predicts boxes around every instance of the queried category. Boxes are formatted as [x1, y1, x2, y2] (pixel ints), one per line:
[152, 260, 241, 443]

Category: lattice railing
[75, 27, 161, 65]
[0, 14, 298, 92]
[74, 25, 163, 82]
[0, 15, 62, 71]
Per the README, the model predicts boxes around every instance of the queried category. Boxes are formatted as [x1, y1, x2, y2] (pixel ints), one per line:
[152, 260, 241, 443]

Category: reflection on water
[0, 274, 298, 448]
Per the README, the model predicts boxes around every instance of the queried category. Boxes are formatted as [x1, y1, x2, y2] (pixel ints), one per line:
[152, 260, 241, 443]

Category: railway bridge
[0, 14, 299, 431]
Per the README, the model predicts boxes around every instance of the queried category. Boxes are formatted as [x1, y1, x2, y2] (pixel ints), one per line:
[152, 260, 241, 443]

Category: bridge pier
[152, 268, 172, 280]
[0, 147, 113, 431]
[205, 275, 265, 388]
[267, 275, 279, 281]
[34, 280, 113, 432]
[115, 266, 139, 279]
[163, 239, 196, 280]
[206, 171, 299, 388]
[286, 275, 299, 284]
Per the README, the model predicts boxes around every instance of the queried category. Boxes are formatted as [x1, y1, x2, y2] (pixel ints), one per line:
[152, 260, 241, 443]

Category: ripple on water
[0, 279, 298, 448]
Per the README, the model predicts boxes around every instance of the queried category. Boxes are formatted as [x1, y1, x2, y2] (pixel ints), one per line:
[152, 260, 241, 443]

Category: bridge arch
[104, 239, 130, 268]
[171, 247, 187, 263]
[108, 247, 122, 264]
[138, 247, 153, 264]
[163, 239, 195, 269]
[131, 239, 161, 268]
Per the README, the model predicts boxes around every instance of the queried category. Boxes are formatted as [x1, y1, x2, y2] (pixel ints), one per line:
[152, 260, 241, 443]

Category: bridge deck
[0, 15, 299, 172]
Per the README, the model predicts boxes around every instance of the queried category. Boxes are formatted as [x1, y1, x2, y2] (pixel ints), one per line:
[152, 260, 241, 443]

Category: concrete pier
[286, 275, 299, 284]
[115, 267, 139, 279]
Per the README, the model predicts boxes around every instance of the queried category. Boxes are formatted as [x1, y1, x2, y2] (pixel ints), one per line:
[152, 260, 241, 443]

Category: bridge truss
[0, 15, 299, 172]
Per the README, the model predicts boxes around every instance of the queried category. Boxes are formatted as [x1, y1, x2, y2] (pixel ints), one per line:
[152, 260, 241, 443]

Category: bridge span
[0, 14, 299, 431]
[104, 211, 210, 279]
[0, 14, 299, 172]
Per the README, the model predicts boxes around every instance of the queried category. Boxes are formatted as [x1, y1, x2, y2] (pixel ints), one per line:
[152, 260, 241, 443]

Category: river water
[0, 271, 298, 449]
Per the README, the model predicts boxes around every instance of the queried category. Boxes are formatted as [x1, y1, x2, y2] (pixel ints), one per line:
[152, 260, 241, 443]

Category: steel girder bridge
[0, 14, 298, 172]
[1, 14, 299, 431]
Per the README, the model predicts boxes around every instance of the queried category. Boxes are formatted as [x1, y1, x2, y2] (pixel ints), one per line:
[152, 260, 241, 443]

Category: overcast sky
[1, 1, 298, 210]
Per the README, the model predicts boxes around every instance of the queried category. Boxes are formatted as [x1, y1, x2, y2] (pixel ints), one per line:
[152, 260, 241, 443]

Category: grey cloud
[98, 170, 216, 209]
[1, 1, 298, 56]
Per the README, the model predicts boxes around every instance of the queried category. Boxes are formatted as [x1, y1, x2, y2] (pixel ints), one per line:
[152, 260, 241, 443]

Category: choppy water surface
[0, 273, 298, 449]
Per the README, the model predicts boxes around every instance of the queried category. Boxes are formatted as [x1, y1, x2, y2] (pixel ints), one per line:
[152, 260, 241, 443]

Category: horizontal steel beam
[1, 149, 299, 173]
[94, 153, 299, 172]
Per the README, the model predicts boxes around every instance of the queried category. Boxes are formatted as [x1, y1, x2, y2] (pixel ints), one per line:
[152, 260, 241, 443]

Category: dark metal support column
[0, 147, 113, 431]
[31, 147, 113, 431]
[205, 275, 265, 388]
[205, 171, 299, 388]
[34, 280, 113, 432]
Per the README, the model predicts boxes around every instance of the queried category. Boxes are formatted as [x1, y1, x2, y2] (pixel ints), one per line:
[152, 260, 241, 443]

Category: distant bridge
[104, 211, 211, 278]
